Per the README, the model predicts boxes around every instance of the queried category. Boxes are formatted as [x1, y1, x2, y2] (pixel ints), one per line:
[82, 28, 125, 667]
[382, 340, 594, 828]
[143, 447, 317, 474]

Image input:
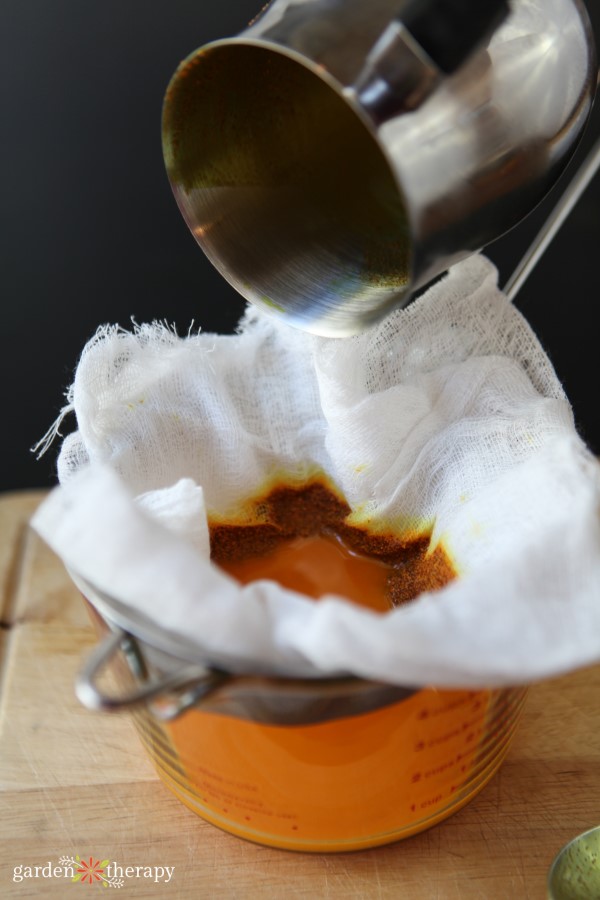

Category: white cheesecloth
[32, 255, 600, 687]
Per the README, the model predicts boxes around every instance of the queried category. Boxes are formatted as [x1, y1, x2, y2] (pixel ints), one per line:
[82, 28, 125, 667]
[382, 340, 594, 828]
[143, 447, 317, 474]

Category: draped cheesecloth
[32, 255, 600, 686]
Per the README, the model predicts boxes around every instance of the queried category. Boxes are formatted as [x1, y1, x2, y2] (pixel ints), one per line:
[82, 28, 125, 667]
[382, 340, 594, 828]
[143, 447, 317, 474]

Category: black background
[2, 1, 599, 494]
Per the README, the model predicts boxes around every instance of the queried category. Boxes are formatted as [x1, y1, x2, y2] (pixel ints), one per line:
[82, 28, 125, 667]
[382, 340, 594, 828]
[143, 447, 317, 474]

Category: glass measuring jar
[77, 583, 527, 852]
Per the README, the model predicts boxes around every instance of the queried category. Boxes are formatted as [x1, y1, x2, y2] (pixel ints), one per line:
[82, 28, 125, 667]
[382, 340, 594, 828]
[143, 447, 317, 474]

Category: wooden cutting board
[1, 489, 599, 899]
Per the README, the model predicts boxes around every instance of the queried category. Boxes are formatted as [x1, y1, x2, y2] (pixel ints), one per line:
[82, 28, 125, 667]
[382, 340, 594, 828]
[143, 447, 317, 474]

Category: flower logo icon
[59, 855, 123, 888]
[74, 857, 108, 885]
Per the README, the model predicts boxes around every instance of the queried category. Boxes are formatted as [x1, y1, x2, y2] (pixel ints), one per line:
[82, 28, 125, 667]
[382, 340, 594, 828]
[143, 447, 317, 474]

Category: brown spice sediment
[386, 543, 455, 607]
[209, 480, 456, 607]
[210, 482, 350, 563]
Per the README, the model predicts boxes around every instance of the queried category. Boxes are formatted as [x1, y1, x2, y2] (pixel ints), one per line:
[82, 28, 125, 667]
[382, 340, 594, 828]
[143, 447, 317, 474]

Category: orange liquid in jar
[153, 681, 525, 851]
[134, 524, 527, 851]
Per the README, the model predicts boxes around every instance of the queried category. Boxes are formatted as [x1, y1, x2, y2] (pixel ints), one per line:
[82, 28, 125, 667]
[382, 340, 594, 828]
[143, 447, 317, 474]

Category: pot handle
[75, 627, 227, 720]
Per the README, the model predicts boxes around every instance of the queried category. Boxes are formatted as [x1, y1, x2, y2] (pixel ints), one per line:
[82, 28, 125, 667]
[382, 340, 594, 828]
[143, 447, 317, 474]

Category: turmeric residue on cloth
[210, 480, 455, 612]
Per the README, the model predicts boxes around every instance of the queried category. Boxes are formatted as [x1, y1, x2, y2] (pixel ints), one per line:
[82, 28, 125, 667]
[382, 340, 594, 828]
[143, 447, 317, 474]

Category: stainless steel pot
[162, 0, 597, 336]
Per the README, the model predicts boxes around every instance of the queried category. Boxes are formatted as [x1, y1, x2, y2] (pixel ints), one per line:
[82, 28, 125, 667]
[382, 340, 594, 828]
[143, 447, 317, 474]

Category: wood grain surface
[0, 490, 599, 899]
